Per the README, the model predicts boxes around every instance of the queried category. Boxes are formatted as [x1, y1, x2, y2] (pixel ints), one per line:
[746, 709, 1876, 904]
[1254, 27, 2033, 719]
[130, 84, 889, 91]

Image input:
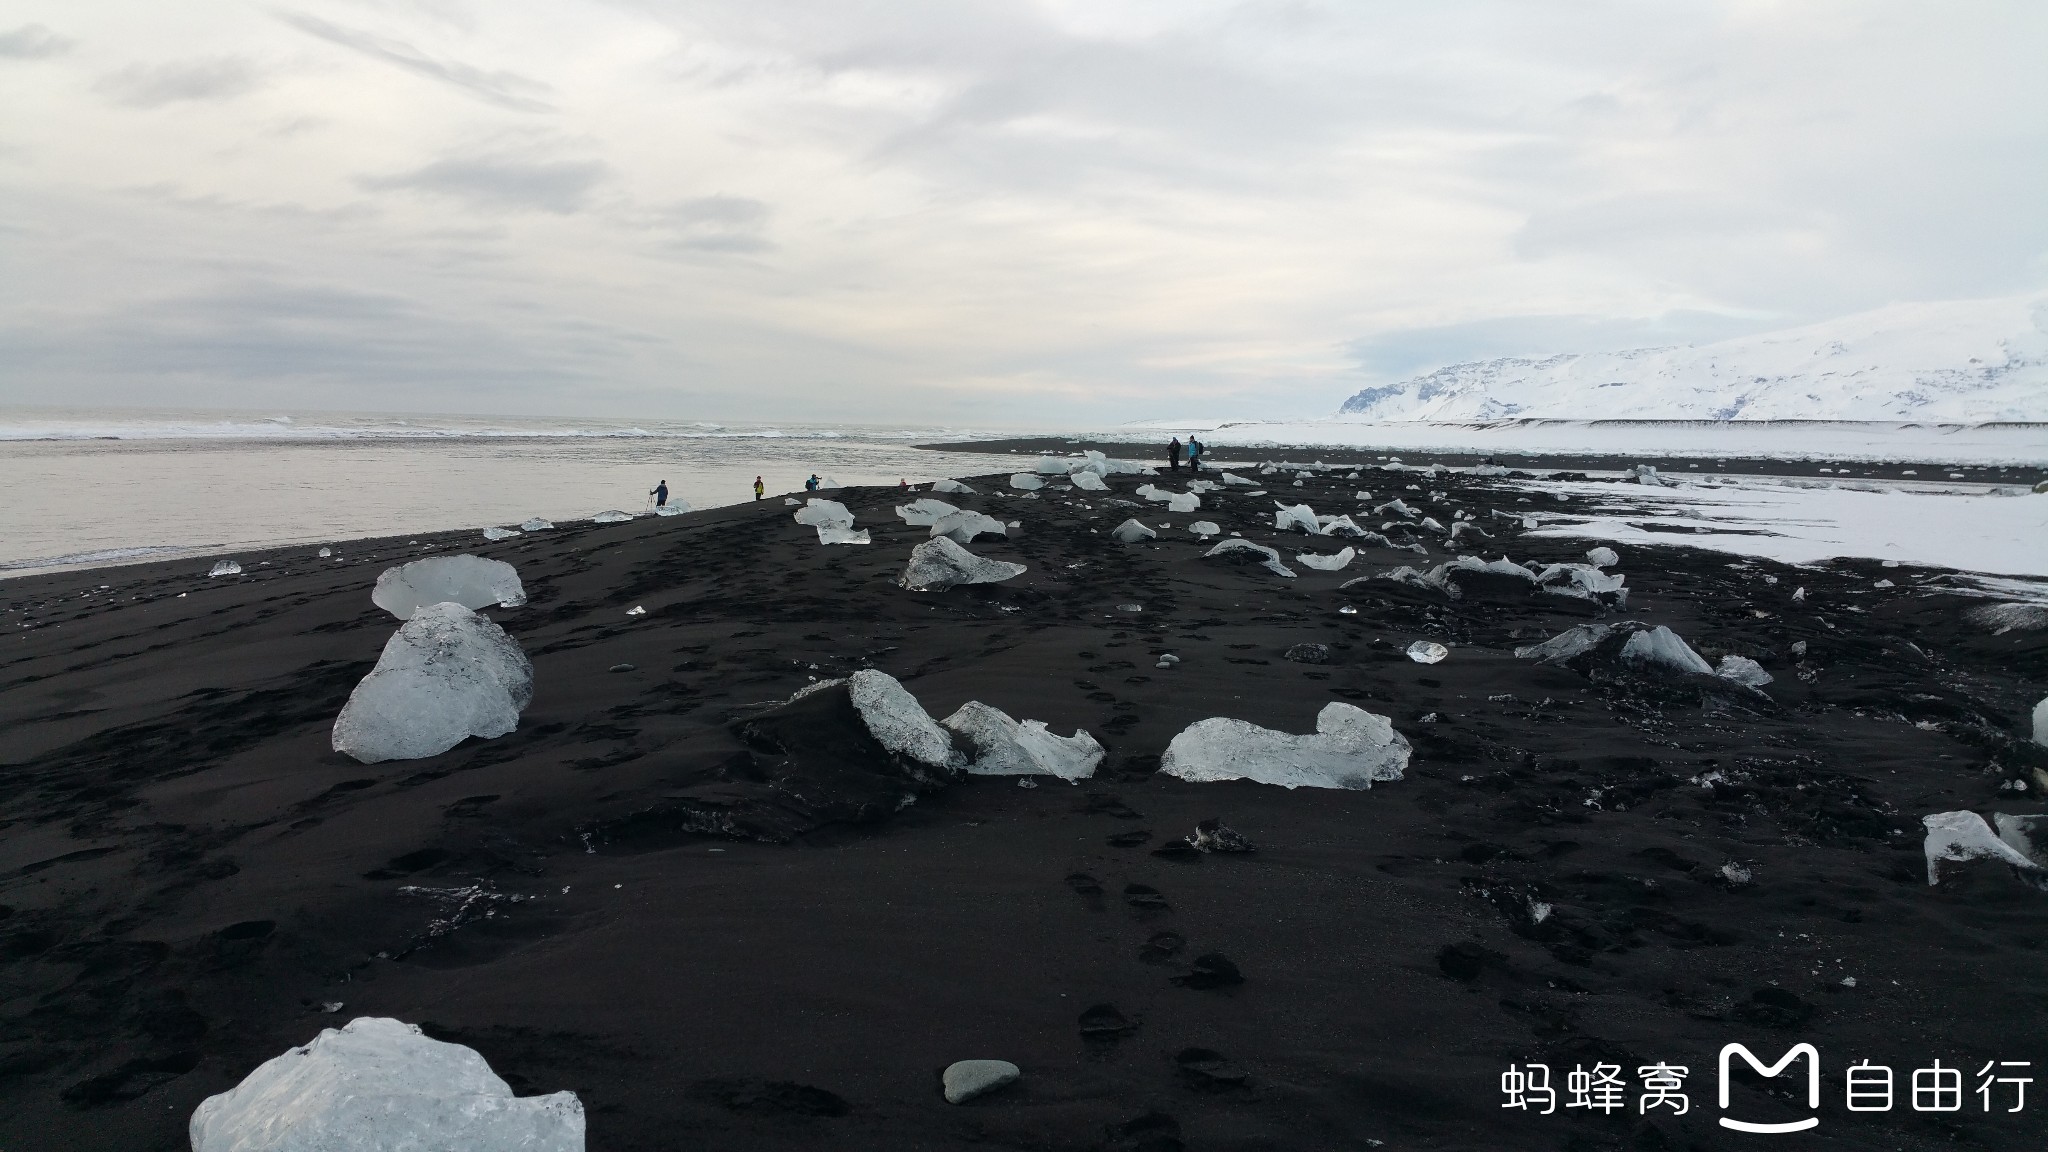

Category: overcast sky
[2, 2, 2043, 425]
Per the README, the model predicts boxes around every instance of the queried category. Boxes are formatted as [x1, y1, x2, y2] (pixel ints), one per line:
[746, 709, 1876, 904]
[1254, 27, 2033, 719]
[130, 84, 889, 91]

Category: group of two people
[1167, 435, 1206, 472]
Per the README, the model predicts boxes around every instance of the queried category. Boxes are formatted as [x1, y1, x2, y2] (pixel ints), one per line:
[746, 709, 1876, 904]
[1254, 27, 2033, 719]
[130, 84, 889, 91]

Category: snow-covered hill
[1338, 294, 2048, 422]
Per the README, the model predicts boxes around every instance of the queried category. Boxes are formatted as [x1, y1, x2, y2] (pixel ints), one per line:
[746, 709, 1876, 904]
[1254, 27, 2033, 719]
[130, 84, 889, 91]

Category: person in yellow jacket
[753, 476, 765, 501]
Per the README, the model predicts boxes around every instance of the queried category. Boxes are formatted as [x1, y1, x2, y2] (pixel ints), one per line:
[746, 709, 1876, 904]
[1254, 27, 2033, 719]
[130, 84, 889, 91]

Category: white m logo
[1718, 1043, 1821, 1133]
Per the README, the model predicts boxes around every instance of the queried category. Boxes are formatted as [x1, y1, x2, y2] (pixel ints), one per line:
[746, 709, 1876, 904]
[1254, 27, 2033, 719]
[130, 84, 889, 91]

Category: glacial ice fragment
[188, 1017, 584, 1152]
[1514, 623, 1615, 664]
[898, 537, 1026, 590]
[1618, 626, 1714, 676]
[896, 498, 961, 526]
[1160, 703, 1409, 790]
[591, 510, 633, 523]
[653, 502, 690, 516]
[1586, 546, 1618, 568]
[1220, 473, 1253, 486]
[1406, 641, 1448, 664]
[1188, 521, 1220, 538]
[209, 560, 242, 577]
[1071, 470, 1108, 491]
[930, 510, 1008, 543]
[372, 555, 527, 619]
[793, 499, 856, 529]
[482, 527, 522, 541]
[2035, 696, 2047, 747]
[331, 603, 533, 764]
[1009, 474, 1045, 490]
[1633, 464, 1667, 486]
[848, 669, 963, 773]
[930, 478, 977, 494]
[1923, 810, 2046, 886]
[1716, 655, 1774, 688]
[520, 517, 554, 531]
[815, 524, 872, 545]
[941, 701, 1103, 780]
[1296, 547, 1356, 572]
[1109, 519, 1157, 544]
[1203, 538, 1296, 578]
[1035, 456, 1072, 474]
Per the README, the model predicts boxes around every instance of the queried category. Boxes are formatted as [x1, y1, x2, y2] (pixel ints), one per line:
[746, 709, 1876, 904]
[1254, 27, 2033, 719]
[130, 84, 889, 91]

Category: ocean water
[0, 408, 1035, 576]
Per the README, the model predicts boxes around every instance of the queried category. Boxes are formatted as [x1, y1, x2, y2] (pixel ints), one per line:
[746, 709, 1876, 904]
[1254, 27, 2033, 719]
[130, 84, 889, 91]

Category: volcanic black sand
[2, 466, 2045, 1151]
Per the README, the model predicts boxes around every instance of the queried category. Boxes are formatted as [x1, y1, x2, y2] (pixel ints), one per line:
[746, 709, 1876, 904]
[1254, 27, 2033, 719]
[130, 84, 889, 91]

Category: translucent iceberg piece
[1109, 519, 1157, 544]
[331, 603, 533, 764]
[848, 669, 963, 773]
[1448, 521, 1490, 542]
[815, 475, 843, 489]
[1618, 626, 1714, 676]
[372, 555, 527, 620]
[930, 509, 1008, 543]
[1034, 455, 1072, 474]
[815, 524, 872, 545]
[482, 527, 522, 541]
[930, 478, 978, 494]
[899, 537, 1026, 590]
[793, 498, 855, 529]
[1296, 547, 1356, 572]
[591, 510, 633, 523]
[2034, 696, 2047, 747]
[1009, 474, 1045, 490]
[1164, 491, 1199, 512]
[1716, 655, 1773, 687]
[1220, 472, 1253, 486]
[1160, 702, 1409, 790]
[209, 560, 242, 577]
[520, 517, 554, 531]
[896, 498, 961, 526]
[1317, 515, 1366, 536]
[1632, 464, 1667, 486]
[1070, 470, 1108, 491]
[1373, 499, 1418, 519]
[1996, 813, 2048, 866]
[189, 1017, 584, 1152]
[1923, 810, 2045, 885]
[653, 502, 690, 516]
[1273, 503, 1321, 533]
[1188, 520, 1220, 538]
[1515, 623, 1617, 664]
[1586, 546, 1618, 568]
[940, 701, 1103, 780]
[1185, 480, 1220, 493]
[1203, 538, 1296, 578]
[1406, 640, 1448, 664]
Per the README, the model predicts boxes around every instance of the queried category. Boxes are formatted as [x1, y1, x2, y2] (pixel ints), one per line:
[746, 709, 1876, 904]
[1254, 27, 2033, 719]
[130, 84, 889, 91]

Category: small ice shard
[482, 527, 522, 541]
[331, 603, 533, 764]
[625, 605, 646, 616]
[1109, 519, 1157, 544]
[793, 498, 856, 529]
[591, 510, 634, 523]
[1514, 622, 1616, 664]
[783, 497, 799, 506]
[1354, 490, 1373, 501]
[1531, 561, 1628, 607]
[1373, 499, 1418, 519]
[1586, 546, 1618, 568]
[1296, 547, 1356, 572]
[209, 560, 242, 577]
[1448, 521, 1490, 542]
[1874, 578, 1895, 588]
[1318, 514, 1366, 536]
[1292, 480, 1304, 487]
[1405, 640, 1448, 664]
[815, 475, 843, 489]
[653, 502, 690, 516]
[896, 498, 962, 526]
[1220, 472, 1253, 486]
[1071, 470, 1108, 491]
[1191, 819, 1254, 852]
[1160, 702, 1409, 790]
[1618, 625, 1714, 676]
[1790, 639, 1808, 658]
[1164, 491, 1199, 512]
[898, 537, 1026, 590]
[1273, 503, 1321, 533]
[930, 478, 978, 494]
[1186, 479, 1220, 493]
[1188, 521, 1220, 538]
[930, 509, 1008, 543]
[1009, 474, 1045, 490]
[1419, 517, 1446, 534]
[815, 524, 872, 545]
[188, 1017, 584, 1152]
[1203, 538, 1296, 578]
[1922, 811, 2046, 886]
[941, 701, 1103, 780]
[845, 668, 964, 773]
[317, 547, 332, 558]
[1792, 586, 1807, 602]
[1116, 603, 1143, 613]
[1716, 655, 1773, 687]
[520, 517, 554, 531]
[942, 1060, 1020, 1105]
[372, 555, 526, 619]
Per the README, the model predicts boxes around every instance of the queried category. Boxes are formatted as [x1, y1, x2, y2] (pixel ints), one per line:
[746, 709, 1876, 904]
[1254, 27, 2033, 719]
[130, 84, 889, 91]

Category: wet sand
[2, 467, 2044, 1151]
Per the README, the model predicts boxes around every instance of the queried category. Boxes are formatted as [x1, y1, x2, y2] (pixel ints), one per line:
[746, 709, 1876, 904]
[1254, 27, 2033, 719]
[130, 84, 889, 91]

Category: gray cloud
[0, 23, 72, 59]
[656, 196, 774, 254]
[275, 11, 554, 113]
[361, 155, 610, 214]
[95, 58, 260, 107]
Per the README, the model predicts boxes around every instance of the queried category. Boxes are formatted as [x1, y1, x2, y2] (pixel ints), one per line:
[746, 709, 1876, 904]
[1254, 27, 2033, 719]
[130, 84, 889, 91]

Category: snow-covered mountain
[1338, 294, 2048, 422]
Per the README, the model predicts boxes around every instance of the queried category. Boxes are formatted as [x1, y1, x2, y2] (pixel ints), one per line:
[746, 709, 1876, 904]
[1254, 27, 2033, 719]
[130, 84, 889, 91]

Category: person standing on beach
[805, 474, 821, 492]
[1168, 437, 1182, 472]
[1187, 436, 1203, 472]
[753, 476, 765, 501]
[651, 480, 669, 508]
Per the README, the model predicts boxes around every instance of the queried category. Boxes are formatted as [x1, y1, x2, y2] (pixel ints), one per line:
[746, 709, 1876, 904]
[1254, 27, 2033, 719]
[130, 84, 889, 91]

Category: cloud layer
[1, 2, 2043, 424]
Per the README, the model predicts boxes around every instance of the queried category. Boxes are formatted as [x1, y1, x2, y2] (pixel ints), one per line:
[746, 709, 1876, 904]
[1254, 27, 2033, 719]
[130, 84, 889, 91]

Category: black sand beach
[3, 465, 2045, 1151]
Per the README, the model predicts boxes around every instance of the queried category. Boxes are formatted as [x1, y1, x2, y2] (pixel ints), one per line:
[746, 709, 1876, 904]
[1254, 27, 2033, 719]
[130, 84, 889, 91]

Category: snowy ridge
[1339, 294, 2048, 422]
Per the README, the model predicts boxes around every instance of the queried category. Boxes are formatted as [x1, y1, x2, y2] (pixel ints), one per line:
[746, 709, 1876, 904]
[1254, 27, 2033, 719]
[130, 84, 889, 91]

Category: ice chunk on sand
[1618, 625, 1714, 676]
[1188, 521, 1220, 538]
[1448, 521, 1490, 543]
[2034, 696, 2047, 747]
[1515, 623, 1616, 663]
[1070, 470, 1108, 491]
[1220, 472, 1253, 486]
[940, 701, 1103, 780]
[1164, 491, 1199, 512]
[520, 517, 554, 532]
[372, 555, 527, 620]
[815, 524, 871, 545]
[848, 669, 963, 772]
[1923, 811, 2046, 885]
[896, 498, 961, 526]
[1160, 703, 1409, 790]
[1009, 474, 1045, 490]
[1716, 655, 1773, 688]
[1996, 813, 2048, 866]
[1406, 640, 1448, 664]
[1273, 503, 1321, 533]
[930, 478, 977, 494]
[209, 560, 242, 577]
[794, 498, 855, 529]
[1373, 499, 1418, 519]
[1203, 538, 1296, 578]
[189, 1017, 584, 1152]
[591, 510, 633, 523]
[1633, 464, 1667, 486]
[331, 603, 533, 764]
[1033, 455, 1073, 474]
[318, 547, 332, 558]
[899, 537, 1026, 590]
[814, 475, 843, 489]
[1318, 514, 1367, 536]
[1186, 479, 1220, 493]
[482, 526, 522, 541]
[1109, 519, 1157, 544]
[1586, 546, 1618, 568]
[653, 501, 690, 516]
[930, 509, 1008, 543]
[1296, 547, 1356, 572]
